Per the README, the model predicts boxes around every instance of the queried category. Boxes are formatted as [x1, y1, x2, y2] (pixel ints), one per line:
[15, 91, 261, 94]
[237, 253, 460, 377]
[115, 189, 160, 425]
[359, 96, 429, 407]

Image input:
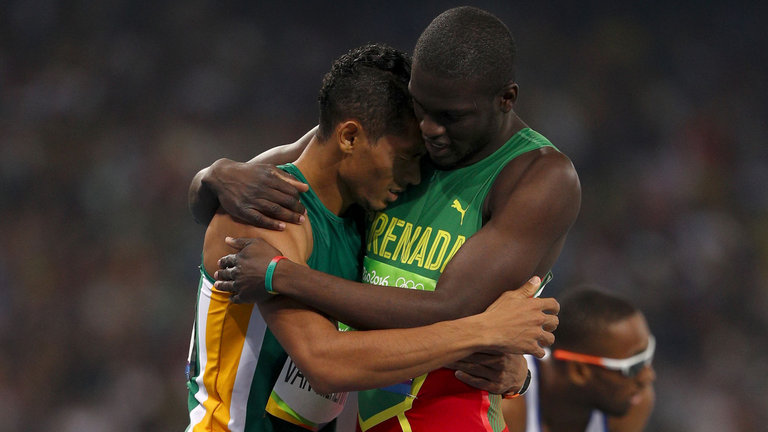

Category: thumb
[275, 170, 310, 193]
[516, 276, 541, 298]
[225, 236, 254, 251]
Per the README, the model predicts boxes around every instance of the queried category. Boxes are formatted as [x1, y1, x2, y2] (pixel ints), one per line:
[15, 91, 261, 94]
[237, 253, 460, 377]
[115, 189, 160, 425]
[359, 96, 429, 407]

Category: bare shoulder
[486, 147, 581, 223]
[202, 208, 313, 274]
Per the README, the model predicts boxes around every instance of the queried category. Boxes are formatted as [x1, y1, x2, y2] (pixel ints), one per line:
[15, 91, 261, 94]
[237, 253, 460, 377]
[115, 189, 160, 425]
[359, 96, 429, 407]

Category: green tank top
[265, 163, 362, 430]
[188, 163, 361, 432]
[358, 128, 556, 431]
[280, 163, 362, 281]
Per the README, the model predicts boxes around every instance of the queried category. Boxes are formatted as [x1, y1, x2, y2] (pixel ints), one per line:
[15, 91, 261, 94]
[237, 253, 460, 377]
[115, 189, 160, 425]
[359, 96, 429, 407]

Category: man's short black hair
[413, 6, 516, 92]
[553, 288, 640, 354]
[317, 43, 414, 142]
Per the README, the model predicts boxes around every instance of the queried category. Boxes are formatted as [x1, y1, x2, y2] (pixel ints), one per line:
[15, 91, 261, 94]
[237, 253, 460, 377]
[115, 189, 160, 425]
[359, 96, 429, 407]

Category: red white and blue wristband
[265, 256, 288, 295]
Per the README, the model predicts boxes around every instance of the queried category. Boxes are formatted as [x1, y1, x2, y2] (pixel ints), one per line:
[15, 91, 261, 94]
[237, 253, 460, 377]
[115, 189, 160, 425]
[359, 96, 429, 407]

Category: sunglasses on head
[552, 335, 655, 378]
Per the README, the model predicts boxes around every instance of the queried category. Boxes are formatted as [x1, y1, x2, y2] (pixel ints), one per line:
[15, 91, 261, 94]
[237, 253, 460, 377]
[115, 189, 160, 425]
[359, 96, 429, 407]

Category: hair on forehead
[317, 43, 414, 142]
[413, 6, 516, 88]
[553, 288, 640, 353]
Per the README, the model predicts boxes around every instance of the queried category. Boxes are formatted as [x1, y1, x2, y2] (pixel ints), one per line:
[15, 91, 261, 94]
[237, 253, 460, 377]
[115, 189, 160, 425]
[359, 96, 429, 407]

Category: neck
[294, 136, 350, 216]
[538, 359, 594, 432]
[499, 112, 527, 146]
[458, 112, 528, 168]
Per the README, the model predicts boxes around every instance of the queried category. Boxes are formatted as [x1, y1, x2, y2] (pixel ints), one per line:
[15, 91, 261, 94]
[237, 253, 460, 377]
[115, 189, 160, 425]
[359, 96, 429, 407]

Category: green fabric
[280, 163, 361, 283]
[186, 163, 361, 432]
[358, 128, 557, 428]
[249, 163, 361, 431]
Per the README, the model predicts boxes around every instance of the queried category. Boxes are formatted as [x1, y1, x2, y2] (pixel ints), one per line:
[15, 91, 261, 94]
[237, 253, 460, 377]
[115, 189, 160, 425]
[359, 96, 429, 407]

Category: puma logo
[451, 199, 467, 225]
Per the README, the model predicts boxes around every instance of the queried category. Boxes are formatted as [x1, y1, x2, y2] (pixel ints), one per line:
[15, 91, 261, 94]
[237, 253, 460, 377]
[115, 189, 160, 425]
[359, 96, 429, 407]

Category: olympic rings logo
[396, 277, 425, 290]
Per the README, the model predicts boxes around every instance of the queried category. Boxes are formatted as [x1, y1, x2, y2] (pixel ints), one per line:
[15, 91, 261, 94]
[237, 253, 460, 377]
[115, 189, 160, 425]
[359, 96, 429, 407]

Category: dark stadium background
[1, 1, 765, 430]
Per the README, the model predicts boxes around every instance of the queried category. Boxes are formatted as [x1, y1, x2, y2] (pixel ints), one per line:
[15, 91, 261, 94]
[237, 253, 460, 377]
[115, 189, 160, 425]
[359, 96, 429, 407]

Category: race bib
[267, 356, 348, 427]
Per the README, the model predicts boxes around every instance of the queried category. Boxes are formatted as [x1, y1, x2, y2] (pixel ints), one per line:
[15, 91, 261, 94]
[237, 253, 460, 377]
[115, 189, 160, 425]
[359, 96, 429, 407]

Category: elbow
[290, 345, 353, 394]
[306, 375, 345, 396]
[301, 364, 351, 395]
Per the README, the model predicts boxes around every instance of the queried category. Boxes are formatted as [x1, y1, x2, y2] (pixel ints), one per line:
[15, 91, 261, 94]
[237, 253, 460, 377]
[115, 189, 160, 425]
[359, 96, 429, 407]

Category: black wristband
[502, 369, 532, 399]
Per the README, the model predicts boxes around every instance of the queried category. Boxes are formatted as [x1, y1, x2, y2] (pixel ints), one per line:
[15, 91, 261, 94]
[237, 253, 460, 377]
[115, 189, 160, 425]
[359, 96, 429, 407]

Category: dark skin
[503, 313, 656, 432]
[191, 65, 580, 393]
[188, 127, 315, 228]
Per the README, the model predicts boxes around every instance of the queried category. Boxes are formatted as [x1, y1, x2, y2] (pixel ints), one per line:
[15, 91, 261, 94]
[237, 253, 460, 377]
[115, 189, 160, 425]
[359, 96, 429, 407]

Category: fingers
[223, 237, 253, 251]
[542, 312, 559, 333]
[512, 275, 541, 298]
[538, 332, 555, 350]
[537, 297, 560, 315]
[451, 360, 497, 380]
[260, 169, 308, 218]
[219, 164, 308, 229]
[528, 344, 547, 358]
[454, 371, 503, 393]
[245, 198, 307, 229]
[237, 206, 293, 231]
[213, 279, 235, 293]
[273, 169, 310, 193]
[218, 252, 238, 269]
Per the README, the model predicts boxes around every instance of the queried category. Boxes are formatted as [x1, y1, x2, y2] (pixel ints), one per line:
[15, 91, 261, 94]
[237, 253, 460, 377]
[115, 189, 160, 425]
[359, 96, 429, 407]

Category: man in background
[503, 288, 656, 432]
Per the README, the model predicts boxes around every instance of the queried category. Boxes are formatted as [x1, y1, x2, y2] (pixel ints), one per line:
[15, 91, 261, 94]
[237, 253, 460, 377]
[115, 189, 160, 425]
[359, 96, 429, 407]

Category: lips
[424, 139, 452, 160]
[424, 138, 449, 150]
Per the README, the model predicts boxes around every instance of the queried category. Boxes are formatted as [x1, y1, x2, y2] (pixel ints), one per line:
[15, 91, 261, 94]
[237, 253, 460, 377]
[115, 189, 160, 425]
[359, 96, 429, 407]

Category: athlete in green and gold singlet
[186, 164, 360, 432]
[357, 129, 555, 432]
[191, 8, 578, 432]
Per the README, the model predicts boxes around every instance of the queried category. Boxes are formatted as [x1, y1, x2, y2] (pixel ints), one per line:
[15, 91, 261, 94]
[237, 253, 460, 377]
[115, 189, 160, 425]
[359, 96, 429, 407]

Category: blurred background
[1, 0, 766, 430]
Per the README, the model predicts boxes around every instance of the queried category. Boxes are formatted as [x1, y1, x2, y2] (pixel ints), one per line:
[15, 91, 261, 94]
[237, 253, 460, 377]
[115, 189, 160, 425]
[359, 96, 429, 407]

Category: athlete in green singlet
[190, 7, 580, 432]
[187, 41, 560, 432]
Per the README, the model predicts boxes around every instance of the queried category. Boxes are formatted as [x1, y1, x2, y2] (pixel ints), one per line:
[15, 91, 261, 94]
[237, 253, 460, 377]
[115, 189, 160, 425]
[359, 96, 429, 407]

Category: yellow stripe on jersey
[194, 284, 255, 431]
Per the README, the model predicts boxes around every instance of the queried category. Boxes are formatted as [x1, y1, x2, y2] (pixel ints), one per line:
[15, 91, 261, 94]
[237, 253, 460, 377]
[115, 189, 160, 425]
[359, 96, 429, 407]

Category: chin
[600, 401, 632, 417]
[428, 157, 456, 170]
[364, 201, 387, 212]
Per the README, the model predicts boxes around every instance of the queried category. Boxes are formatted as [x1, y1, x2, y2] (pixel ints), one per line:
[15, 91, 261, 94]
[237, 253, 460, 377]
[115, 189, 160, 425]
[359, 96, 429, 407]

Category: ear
[566, 361, 593, 387]
[499, 82, 518, 113]
[337, 120, 365, 155]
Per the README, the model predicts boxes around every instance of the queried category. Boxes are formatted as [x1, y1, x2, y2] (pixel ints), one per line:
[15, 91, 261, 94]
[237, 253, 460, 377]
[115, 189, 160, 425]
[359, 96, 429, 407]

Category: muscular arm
[205, 205, 549, 395]
[188, 126, 316, 226]
[260, 149, 580, 330]
[260, 291, 533, 394]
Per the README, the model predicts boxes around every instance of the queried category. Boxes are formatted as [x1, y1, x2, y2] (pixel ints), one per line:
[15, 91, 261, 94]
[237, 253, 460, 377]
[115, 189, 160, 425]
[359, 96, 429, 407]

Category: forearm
[269, 217, 560, 330]
[189, 160, 227, 225]
[271, 260, 461, 329]
[248, 126, 316, 164]
[263, 298, 494, 394]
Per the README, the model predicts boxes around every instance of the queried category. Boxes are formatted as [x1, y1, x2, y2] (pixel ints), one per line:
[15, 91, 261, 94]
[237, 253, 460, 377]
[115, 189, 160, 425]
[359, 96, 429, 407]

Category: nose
[401, 158, 421, 187]
[407, 158, 421, 186]
[395, 156, 422, 190]
[419, 114, 446, 139]
[636, 364, 656, 385]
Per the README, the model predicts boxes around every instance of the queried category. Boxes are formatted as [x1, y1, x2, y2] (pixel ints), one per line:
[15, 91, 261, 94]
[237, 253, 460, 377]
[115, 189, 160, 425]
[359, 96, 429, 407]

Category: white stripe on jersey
[228, 303, 267, 431]
[189, 278, 213, 427]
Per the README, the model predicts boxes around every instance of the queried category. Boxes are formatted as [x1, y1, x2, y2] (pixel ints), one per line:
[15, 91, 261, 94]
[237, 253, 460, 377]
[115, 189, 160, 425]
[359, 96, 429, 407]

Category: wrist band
[265, 256, 288, 295]
[502, 369, 532, 399]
